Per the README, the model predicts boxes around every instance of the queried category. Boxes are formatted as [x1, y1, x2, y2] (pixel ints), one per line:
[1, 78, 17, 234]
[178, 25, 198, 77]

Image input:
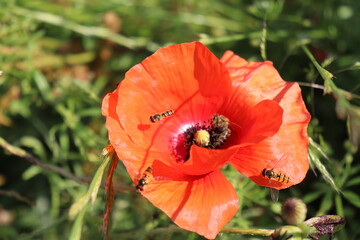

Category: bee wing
[263, 152, 292, 189]
[265, 152, 292, 170]
[270, 188, 279, 202]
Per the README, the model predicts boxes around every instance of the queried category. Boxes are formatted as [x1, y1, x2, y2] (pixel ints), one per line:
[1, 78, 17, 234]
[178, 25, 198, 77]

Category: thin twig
[298, 82, 326, 91]
[0, 189, 35, 206]
[0, 137, 133, 193]
[298, 82, 360, 100]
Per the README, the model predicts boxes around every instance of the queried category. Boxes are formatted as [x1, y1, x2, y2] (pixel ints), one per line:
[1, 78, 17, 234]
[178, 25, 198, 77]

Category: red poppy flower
[102, 42, 310, 239]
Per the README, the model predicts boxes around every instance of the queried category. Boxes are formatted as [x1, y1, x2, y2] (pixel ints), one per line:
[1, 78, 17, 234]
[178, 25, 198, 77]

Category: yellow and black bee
[262, 168, 290, 202]
[262, 169, 290, 183]
[208, 114, 232, 149]
[136, 167, 152, 191]
[150, 110, 174, 122]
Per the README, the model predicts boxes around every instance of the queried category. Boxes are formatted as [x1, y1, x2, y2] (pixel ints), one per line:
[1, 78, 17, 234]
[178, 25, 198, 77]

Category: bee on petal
[150, 110, 174, 122]
[136, 167, 153, 191]
[262, 154, 291, 202]
[262, 168, 290, 184]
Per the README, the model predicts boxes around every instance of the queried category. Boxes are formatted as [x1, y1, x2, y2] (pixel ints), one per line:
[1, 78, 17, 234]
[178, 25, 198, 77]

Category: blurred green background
[1, 0, 360, 239]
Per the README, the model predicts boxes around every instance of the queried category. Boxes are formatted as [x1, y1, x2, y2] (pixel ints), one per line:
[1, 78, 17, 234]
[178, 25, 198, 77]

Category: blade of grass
[13, 7, 160, 52]
[69, 205, 88, 240]
[69, 154, 111, 218]
[308, 143, 340, 193]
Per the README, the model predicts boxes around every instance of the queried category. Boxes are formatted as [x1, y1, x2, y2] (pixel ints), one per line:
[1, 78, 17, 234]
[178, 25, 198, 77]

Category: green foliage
[1, 0, 360, 239]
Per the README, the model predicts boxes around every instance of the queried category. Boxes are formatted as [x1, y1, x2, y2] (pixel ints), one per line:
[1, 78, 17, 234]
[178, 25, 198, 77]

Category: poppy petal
[102, 89, 164, 180]
[238, 99, 283, 144]
[221, 51, 310, 189]
[142, 160, 238, 239]
[220, 51, 285, 93]
[231, 125, 308, 190]
[116, 42, 232, 152]
[221, 97, 283, 146]
[173, 145, 240, 175]
[220, 51, 310, 134]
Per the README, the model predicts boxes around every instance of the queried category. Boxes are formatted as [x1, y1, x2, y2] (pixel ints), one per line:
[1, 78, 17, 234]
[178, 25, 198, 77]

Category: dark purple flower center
[170, 114, 235, 163]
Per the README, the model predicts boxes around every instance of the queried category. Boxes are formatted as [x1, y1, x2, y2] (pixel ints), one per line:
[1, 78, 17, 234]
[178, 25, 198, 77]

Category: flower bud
[304, 215, 345, 239]
[281, 198, 307, 225]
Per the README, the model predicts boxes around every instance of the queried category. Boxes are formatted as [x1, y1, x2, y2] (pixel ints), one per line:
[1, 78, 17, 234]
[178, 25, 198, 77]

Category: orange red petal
[172, 145, 240, 175]
[220, 51, 310, 189]
[145, 160, 238, 239]
[102, 88, 162, 179]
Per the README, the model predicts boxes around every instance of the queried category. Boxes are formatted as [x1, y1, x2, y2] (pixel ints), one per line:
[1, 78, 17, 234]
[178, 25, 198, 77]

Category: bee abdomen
[161, 110, 174, 117]
[150, 110, 174, 122]
[262, 169, 290, 183]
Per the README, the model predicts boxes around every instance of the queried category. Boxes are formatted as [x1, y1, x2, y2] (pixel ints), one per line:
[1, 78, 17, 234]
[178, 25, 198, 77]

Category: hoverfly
[262, 169, 290, 183]
[262, 154, 291, 202]
[136, 167, 152, 191]
[150, 110, 174, 122]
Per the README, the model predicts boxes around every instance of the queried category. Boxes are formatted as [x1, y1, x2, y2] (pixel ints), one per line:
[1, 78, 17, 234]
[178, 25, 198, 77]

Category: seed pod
[281, 198, 307, 225]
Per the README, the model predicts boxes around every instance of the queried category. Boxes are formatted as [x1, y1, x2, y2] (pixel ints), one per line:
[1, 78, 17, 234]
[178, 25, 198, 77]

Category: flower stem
[222, 227, 274, 236]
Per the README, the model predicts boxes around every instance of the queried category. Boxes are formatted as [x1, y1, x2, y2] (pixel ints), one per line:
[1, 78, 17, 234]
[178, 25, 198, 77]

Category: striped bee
[262, 169, 290, 202]
[136, 167, 152, 191]
[150, 110, 174, 122]
[262, 155, 291, 202]
[262, 169, 290, 183]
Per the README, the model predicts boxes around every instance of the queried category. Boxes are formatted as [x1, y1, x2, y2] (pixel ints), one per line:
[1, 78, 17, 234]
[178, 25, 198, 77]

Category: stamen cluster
[183, 114, 232, 150]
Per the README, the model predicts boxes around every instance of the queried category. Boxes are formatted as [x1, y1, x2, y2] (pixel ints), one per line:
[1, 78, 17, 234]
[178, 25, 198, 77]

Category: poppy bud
[281, 198, 307, 225]
[304, 215, 345, 240]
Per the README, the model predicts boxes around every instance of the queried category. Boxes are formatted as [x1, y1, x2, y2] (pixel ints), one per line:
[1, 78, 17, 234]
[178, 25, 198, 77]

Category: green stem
[199, 31, 262, 45]
[222, 227, 274, 236]
[300, 44, 339, 95]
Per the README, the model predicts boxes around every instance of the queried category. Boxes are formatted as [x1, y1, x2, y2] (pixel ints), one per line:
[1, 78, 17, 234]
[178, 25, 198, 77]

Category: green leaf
[308, 144, 340, 192]
[345, 176, 360, 187]
[19, 136, 47, 160]
[69, 205, 88, 240]
[22, 165, 42, 180]
[69, 155, 111, 219]
[303, 191, 324, 204]
[33, 71, 54, 102]
[317, 192, 333, 216]
[343, 191, 360, 208]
